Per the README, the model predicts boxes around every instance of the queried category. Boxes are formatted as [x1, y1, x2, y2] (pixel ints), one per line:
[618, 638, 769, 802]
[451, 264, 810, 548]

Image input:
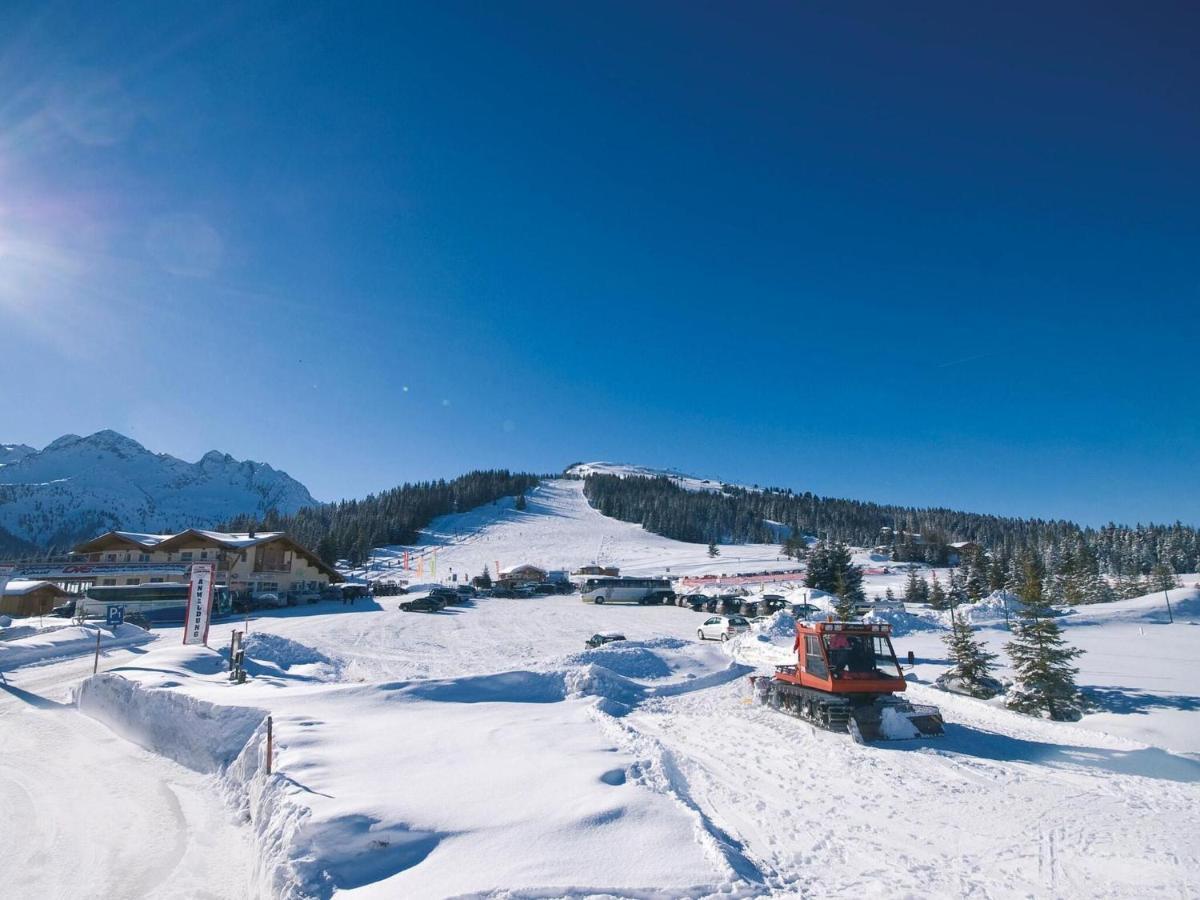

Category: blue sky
[1, 2, 1197, 525]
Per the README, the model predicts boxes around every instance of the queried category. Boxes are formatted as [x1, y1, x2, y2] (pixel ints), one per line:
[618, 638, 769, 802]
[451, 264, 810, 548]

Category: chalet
[498, 564, 548, 584]
[0, 580, 69, 617]
[14, 530, 343, 598]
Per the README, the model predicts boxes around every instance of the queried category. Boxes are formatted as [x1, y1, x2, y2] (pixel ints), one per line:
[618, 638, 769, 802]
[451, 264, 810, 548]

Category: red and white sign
[183, 562, 216, 646]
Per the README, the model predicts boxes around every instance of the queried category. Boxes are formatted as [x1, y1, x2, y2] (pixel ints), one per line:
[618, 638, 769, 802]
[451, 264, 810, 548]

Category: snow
[7, 478, 1199, 898]
[2, 579, 61, 595]
[0, 622, 155, 671]
[0, 430, 316, 547]
[565, 461, 749, 494]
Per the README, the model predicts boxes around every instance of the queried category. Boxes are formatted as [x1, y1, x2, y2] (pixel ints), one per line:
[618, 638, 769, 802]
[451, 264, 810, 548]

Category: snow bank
[76, 666, 267, 773]
[1060, 587, 1200, 626]
[0, 623, 154, 671]
[861, 607, 943, 635]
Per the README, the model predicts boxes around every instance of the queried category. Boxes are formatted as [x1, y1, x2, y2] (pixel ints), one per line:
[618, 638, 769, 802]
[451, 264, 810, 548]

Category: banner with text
[183, 562, 216, 646]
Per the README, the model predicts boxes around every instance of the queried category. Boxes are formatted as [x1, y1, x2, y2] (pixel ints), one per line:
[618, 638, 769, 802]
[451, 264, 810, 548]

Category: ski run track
[1, 478, 1198, 899]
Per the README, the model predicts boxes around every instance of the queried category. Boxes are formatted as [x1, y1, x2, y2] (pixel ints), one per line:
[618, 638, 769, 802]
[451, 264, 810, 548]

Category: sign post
[183, 562, 216, 647]
[106, 605, 125, 629]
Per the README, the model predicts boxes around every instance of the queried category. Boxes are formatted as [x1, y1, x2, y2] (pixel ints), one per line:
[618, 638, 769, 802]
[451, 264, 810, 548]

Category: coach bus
[580, 576, 675, 605]
[79, 582, 234, 625]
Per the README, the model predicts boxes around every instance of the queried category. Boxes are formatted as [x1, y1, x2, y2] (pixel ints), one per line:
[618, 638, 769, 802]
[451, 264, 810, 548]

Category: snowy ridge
[565, 461, 751, 494]
[0, 430, 317, 547]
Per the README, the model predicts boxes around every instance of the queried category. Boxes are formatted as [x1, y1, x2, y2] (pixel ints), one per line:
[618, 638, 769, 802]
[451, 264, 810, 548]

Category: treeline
[581, 474, 1200, 578]
[225, 470, 542, 565]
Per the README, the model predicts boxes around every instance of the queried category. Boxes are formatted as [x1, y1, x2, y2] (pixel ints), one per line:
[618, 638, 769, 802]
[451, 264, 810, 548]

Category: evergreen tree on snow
[707, 540, 720, 558]
[515, 493, 527, 511]
[1150, 562, 1179, 592]
[927, 572, 948, 611]
[903, 569, 929, 604]
[833, 569, 857, 621]
[942, 607, 1000, 697]
[1004, 555, 1085, 721]
[805, 541, 864, 602]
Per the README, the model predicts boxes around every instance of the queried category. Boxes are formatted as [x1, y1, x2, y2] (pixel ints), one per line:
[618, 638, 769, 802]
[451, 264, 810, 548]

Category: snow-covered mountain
[0, 430, 317, 549]
[0, 444, 36, 469]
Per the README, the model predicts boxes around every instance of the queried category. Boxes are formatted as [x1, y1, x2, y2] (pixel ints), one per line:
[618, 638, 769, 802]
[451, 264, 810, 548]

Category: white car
[696, 615, 751, 642]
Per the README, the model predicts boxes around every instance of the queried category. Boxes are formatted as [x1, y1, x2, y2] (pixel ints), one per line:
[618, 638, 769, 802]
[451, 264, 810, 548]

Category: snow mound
[562, 637, 689, 680]
[862, 608, 943, 635]
[238, 633, 345, 681]
[0, 623, 154, 671]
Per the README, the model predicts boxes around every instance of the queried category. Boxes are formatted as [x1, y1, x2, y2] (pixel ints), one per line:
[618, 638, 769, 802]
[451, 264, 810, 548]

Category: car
[532, 583, 559, 596]
[791, 603, 822, 619]
[400, 596, 445, 613]
[584, 631, 626, 649]
[696, 615, 751, 642]
[490, 587, 518, 598]
[50, 599, 78, 618]
[717, 595, 743, 614]
[750, 615, 771, 627]
[684, 595, 710, 612]
[123, 611, 152, 630]
[512, 587, 537, 598]
[253, 592, 288, 609]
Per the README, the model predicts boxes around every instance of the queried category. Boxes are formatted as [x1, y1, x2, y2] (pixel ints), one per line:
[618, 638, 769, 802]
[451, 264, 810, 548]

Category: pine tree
[833, 569, 856, 621]
[927, 572, 948, 611]
[1150, 562, 1178, 592]
[942, 608, 999, 697]
[805, 542, 864, 602]
[515, 493, 527, 511]
[903, 569, 929, 604]
[1004, 555, 1085, 720]
[707, 540, 720, 558]
[884, 586, 896, 603]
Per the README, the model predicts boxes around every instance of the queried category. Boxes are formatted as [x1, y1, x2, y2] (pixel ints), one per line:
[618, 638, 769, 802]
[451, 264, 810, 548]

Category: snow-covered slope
[0, 430, 317, 547]
[566, 461, 750, 493]
[349, 478, 796, 582]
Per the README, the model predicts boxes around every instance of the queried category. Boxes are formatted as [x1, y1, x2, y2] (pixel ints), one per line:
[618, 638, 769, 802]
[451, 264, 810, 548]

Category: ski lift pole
[93, 627, 102, 674]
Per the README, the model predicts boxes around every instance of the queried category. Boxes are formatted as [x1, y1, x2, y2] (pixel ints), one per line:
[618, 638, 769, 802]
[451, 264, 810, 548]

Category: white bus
[580, 576, 675, 605]
[80, 582, 234, 625]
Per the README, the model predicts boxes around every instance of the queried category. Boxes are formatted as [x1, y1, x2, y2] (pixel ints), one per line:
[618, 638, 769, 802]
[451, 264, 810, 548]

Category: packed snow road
[0, 653, 254, 900]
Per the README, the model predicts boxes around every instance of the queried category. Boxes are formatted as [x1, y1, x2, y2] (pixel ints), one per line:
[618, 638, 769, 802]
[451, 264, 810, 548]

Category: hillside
[0, 430, 317, 550]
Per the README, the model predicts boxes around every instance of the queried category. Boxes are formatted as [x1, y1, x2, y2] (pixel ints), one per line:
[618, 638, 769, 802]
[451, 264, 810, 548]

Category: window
[181, 551, 193, 561]
[102, 578, 117, 586]
[138, 553, 150, 562]
[106, 554, 117, 562]
[150, 577, 164, 584]
[873, 637, 902, 678]
[804, 634, 828, 679]
[125, 578, 140, 586]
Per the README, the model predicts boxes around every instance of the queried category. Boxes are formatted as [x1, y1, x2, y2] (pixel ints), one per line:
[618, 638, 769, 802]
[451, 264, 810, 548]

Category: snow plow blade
[848, 700, 945, 743]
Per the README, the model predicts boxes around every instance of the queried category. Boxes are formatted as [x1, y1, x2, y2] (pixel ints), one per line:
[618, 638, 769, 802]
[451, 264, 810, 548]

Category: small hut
[0, 580, 69, 617]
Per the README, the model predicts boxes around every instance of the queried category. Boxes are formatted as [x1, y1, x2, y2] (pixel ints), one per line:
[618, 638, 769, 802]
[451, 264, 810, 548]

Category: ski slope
[349, 478, 798, 583]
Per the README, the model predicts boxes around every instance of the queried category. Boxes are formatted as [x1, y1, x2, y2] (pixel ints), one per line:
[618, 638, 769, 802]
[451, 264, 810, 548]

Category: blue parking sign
[106, 605, 125, 628]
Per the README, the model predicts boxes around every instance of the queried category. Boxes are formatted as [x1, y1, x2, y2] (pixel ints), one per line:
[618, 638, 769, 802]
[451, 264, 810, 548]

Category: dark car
[684, 595, 710, 612]
[490, 587, 518, 598]
[585, 631, 626, 649]
[400, 596, 446, 613]
[50, 599, 78, 618]
[532, 583, 558, 596]
[718, 595, 742, 614]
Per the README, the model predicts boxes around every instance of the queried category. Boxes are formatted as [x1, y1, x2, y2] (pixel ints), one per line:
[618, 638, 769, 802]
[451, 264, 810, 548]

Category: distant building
[573, 565, 620, 577]
[13, 529, 341, 599]
[0, 580, 69, 617]
[498, 564, 548, 584]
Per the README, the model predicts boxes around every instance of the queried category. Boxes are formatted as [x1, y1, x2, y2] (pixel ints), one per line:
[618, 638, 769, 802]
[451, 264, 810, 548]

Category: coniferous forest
[225, 470, 542, 566]
[580, 473, 1200, 584]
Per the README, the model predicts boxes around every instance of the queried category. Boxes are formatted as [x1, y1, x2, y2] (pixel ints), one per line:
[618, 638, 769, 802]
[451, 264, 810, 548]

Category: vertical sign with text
[183, 562, 216, 646]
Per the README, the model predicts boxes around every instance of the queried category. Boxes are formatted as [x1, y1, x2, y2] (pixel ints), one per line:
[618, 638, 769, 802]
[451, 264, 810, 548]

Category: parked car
[490, 587, 517, 598]
[684, 595, 710, 612]
[584, 631, 626, 649]
[717, 595, 743, 614]
[400, 596, 445, 613]
[512, 587, 537, 598]
[696, 615, 751, 642]
[750, 615, 771, 627]
[532, 583, 559, 596]
[791, 603, 822, 619]
[124, 611, 152, 630]
[253, 592, 288, 609]
[50, 599, 77, 618]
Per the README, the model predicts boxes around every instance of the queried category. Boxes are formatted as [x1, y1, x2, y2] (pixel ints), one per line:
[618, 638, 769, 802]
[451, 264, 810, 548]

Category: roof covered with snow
[2, 579, 66, 596]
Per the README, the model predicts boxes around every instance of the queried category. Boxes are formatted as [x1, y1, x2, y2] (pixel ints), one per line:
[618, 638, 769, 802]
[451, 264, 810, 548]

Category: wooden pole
[265, 715, 273, 775]
[1164, 589, 1174, 624]
[93, 628, 102, 674]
